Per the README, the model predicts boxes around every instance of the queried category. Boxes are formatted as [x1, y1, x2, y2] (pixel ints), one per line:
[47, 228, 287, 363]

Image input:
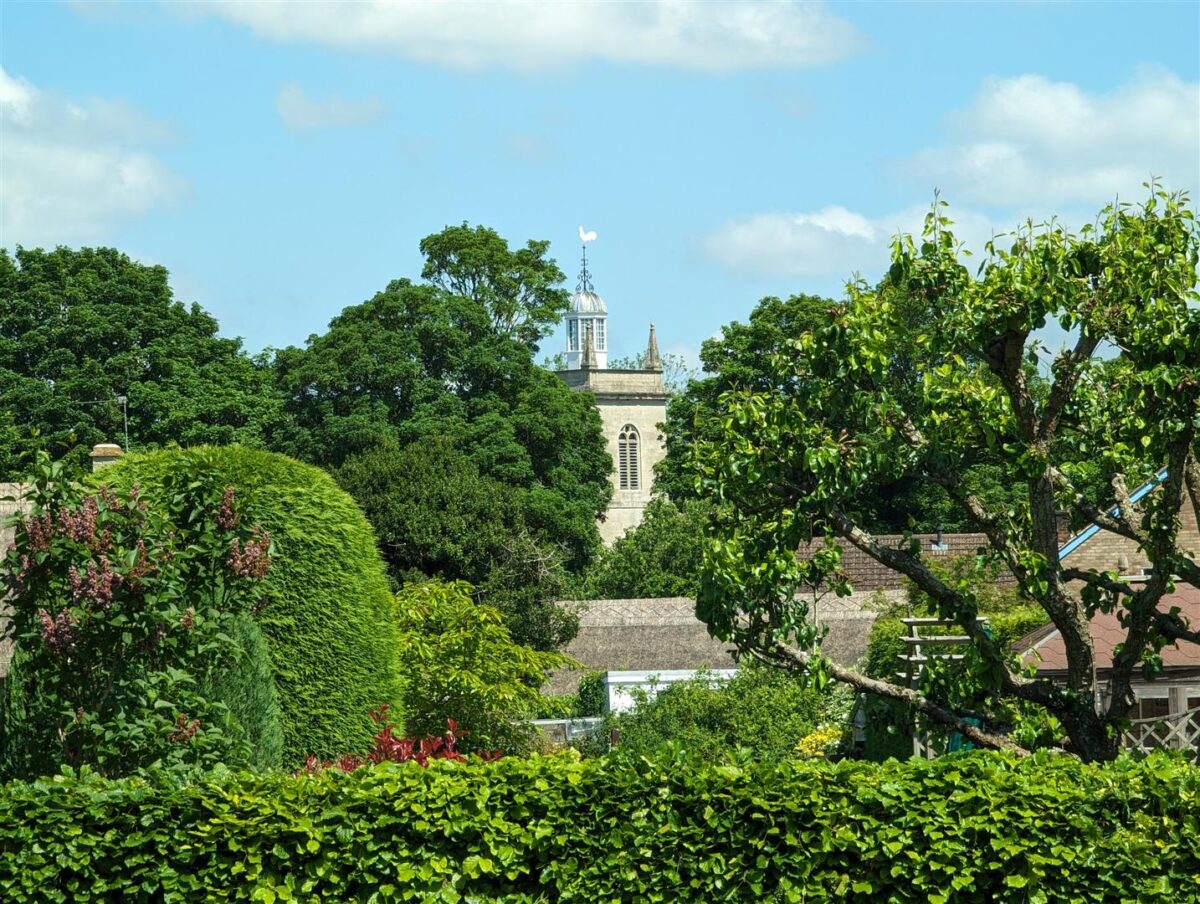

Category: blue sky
[2, 1, 1197, 367]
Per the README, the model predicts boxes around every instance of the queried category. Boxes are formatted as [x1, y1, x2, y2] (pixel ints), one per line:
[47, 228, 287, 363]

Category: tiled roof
[796, 533, 1011, 591]
[1019, 584, 1200, 673]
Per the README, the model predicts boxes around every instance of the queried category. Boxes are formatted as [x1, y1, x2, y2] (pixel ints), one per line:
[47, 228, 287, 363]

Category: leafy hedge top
[1, 752, 1196, 902]
[92, 446, 401, 764]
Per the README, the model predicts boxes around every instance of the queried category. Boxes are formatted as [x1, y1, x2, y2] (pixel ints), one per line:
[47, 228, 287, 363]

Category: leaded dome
[569, 289, 607, 315]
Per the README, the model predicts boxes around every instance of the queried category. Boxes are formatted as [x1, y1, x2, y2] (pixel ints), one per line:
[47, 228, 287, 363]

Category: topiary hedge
[1, 752, 1196, 902]
[93, 446, 401, 764]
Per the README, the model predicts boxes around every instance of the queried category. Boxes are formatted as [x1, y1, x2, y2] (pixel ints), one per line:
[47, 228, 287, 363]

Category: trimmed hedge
[1, 752, 1196, 902]
[93, 446, 401, 764]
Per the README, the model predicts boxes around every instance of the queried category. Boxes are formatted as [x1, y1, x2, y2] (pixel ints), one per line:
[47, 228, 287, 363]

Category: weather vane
[577, 225, 597, 292]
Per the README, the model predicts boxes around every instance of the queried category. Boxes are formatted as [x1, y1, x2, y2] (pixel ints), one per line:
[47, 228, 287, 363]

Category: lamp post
[80, 395, 130, 450]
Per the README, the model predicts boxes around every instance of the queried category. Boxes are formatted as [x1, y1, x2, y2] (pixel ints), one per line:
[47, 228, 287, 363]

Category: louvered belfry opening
[618, 424, 640, 490]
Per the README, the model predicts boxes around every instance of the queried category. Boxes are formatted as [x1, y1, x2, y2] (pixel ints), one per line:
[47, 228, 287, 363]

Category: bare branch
[1176, 557, 1200, 590]
[827, 507, 1057, 706]
[1038, 331, 1101, 442]
[1061, 568, 1136, 598]
[888, 411, 1029, 581]
[1184, 450, 1200, 539]
[1153, 608, 1200, 645]
[1047, 465, 1146, 545]
[982, 328, 1038, 442]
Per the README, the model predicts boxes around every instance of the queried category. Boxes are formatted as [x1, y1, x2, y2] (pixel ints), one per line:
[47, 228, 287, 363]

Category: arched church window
[618, 424, 640, 490]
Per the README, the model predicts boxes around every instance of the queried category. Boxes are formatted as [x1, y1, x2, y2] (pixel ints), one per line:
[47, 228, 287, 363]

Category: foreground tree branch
[693, 186, 1200, 761]
[756, 643, 1033, 756]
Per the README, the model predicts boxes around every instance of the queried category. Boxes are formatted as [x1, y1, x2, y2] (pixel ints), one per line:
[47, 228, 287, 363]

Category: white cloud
[0, 67, 186, 249]
[184, 0, 861, 72]
[275, 84, 386, 131]
[909, 71, 1200, 206]
[707, 70, 1199, 281]
[704, 204, 1001, 280]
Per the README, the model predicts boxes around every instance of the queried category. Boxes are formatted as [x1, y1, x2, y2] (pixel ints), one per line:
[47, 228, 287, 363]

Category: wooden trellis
[899, 617, 987, 759]
[1122, 706, 1200, 752]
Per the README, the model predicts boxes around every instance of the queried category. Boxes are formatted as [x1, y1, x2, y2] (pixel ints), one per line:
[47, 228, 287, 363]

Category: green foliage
[862, 561, 1065, 759]
[577, 497, 710, 599]
[574, 671, 605, 718]
[274, 230, 612, 647]
[419, 222, 570, 348]
[0, 247, 279, 475]
[0, 454, 272, 778]
[93, 446, 402, 765]
[334, 437, 578, 649]
[199, 614, 283, 771]
[611, 667, 842, 763]
[395, 580, 574, 753]
[1, 752, 1196, 901]
[694, 187, 1200, 760]
[657, 293, 835, 501]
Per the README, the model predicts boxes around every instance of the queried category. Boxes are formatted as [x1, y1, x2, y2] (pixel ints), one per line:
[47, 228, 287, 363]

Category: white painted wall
[600, 669, 739, 714]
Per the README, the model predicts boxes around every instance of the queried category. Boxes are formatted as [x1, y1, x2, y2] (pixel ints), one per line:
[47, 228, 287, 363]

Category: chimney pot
[90, 443, 123, 471]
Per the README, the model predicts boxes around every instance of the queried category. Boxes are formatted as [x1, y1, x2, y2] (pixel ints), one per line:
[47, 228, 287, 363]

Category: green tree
[275, 228, 611, 649]
[578, 497, 710, 599]
[394, 580, 574, 753]
[695, 187, 1200, 762]
[335, 438, 580, 649]
[419, 223, 569, 348]
[0, 247, 280, 475]
[96, 446, 403, 765]
[658, 289, 1027, 528]
[656, 294, 834, 500]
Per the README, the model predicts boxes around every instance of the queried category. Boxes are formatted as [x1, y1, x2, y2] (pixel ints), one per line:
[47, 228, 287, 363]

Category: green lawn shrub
[395, 580, 573, 753]
[93, 446, 401, 764]
[1, 752, 1195, 902]
[609, 666, 844, 763]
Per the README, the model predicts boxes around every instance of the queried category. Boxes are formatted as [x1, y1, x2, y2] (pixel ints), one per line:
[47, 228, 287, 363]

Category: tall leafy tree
[419, 223, 569, 348]
[661, 289, 1028, 530]
[695, 188, 1200, 761]
[275, 227, 611, 648]
[578, 498, 711, 600]
[656, 294, 834, 501]
[0, 247, 280, 475]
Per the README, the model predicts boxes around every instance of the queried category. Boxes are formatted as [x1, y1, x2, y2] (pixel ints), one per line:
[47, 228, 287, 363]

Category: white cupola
[565, 244, 607, 369]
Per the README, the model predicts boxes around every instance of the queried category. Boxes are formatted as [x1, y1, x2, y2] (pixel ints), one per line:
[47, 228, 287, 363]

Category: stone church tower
[556, 245, 668, 544]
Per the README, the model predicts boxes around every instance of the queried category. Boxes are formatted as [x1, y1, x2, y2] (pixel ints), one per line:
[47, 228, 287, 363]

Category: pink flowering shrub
[0, 453, 273, 778]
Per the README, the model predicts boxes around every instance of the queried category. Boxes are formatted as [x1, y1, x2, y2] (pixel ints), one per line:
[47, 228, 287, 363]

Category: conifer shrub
[93, 446, 402, 764]
[199, 614, 283, 770]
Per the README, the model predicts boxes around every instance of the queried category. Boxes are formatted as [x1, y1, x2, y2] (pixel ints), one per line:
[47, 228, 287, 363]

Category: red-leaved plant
[299, 706, 501, 774]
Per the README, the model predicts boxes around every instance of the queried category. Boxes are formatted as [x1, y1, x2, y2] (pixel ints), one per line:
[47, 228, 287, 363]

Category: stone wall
[557, 368, 668, 545]
[0, 483, 30, 678]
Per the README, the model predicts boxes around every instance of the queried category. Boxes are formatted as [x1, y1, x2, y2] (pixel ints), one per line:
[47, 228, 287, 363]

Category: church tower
[564, 246, 608, 370]
[556, 236, 669, 544]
